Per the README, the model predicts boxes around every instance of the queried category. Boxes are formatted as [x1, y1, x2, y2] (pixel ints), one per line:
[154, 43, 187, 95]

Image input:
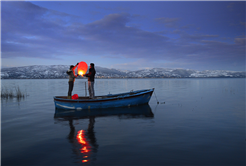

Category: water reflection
[66, 117, 98, 164]
[77, 130, 91, 163]
[1, 96, 26, 104]
[54, 105, 154, 164]
[54, 104, 154, 119]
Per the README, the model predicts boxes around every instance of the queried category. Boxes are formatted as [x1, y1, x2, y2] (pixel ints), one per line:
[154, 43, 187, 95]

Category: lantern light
[77, 61, 88, 76]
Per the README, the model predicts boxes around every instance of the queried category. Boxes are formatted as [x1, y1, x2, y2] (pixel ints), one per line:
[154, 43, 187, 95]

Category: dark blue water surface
[1, 78, 245, 166]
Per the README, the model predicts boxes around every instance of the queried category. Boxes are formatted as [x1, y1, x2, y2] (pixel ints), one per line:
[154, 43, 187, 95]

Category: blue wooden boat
[54, 88, 154, 110]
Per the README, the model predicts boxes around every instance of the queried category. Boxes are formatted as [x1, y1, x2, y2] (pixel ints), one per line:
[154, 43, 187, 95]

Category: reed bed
[1, 86, 27, 99]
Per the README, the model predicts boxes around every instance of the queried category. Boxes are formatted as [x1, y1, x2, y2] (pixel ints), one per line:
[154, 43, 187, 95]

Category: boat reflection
[54, 104, 154, 119]
[54, 104, 154, 164]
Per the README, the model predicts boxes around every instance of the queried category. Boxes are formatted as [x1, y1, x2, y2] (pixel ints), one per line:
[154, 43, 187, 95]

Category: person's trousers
[88, 81, 95, 98]
[68, 81, 74, 96]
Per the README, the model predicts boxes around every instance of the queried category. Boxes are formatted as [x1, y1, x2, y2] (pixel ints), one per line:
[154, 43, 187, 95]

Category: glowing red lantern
[77, 61, 88, 76]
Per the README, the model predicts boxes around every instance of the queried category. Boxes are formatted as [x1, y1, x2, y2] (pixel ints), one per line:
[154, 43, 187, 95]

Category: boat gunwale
[54, 88, 154, 103]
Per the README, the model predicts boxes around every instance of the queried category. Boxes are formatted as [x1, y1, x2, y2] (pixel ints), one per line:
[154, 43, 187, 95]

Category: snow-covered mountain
[1, 65, 245, 79]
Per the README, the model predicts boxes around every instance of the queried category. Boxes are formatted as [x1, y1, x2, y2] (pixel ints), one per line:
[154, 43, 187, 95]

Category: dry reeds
[1, 86, 27, 99]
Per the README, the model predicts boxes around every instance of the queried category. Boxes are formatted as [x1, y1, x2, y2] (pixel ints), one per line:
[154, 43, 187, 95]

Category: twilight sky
[1, 1, 245, 71]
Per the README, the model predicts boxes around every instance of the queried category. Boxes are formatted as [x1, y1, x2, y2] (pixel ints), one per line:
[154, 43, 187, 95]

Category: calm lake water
[1, 78, 245, 166]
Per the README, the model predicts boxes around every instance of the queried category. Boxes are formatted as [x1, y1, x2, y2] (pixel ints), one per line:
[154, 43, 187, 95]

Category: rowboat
[54, 88, 154, 110]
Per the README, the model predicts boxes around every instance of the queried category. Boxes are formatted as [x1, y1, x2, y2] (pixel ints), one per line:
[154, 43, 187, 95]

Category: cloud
[1, 1, 83, 58]
[234, 37, 246, 45]
[227, 2, 235, 11]
[1, 1, 245, 71]
[154, 17, 180, 28]
[177, 31, 219, 42]
[240, 22, 246, 28]
[65, 13, 170, 58]
[96, 5, 130, 12]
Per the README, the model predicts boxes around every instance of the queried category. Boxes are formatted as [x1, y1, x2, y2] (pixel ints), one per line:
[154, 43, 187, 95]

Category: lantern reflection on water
[77, 130, 91, 163]
[77, 61, 88, 76]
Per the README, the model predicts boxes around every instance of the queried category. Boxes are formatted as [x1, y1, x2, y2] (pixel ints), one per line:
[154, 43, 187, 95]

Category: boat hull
[54, 89, 154, 110]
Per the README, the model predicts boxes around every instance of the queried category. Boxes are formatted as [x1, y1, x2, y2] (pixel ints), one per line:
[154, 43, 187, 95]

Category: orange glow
[76, 130, 91, 163]
[81, 147, 89, 153]
[77, 130, 86, 145]
[77, 61, 88, 76]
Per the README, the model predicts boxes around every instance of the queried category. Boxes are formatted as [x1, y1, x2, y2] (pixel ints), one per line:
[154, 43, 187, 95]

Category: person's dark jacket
[85, 68, 96, 82]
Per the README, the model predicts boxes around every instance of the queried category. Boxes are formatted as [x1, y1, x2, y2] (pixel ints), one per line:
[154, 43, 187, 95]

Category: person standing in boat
[67, 63, 79, 99]
[84, 63, 96, 99]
